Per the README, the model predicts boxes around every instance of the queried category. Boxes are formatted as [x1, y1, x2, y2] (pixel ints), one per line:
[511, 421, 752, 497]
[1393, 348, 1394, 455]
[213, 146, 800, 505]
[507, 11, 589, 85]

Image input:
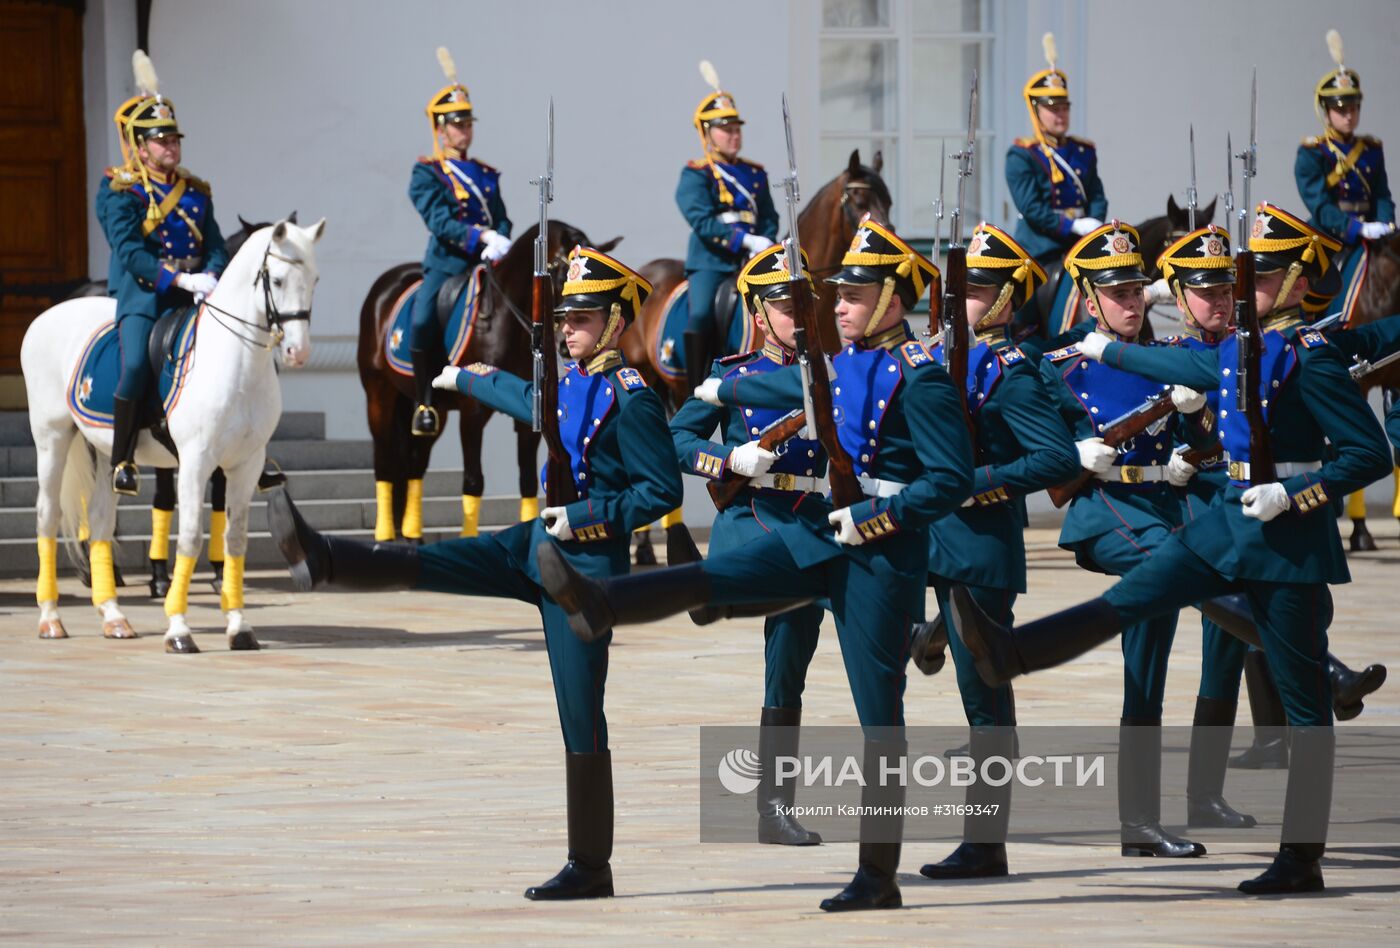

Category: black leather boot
[266, 489, 420, 592]
[256, 459, 287, 492]
[110, 396, 141, 495]
[756, 707, 822, 846]
[537, 542, 711, 643]
[910, 612, 949, 676]
[1119, 718, 1206, 858]
[820, 737, 906, 912]
[684, 330, 714, 394]
[410, 349, 441, 437]
[148, 558, 171, 598]
[948, 588, 1121, 687]
[525, 751, 615, 900]
[1239, 727, 1333, 895]
[921, 726, 1013, 879]
[1232, 650, 1289, 770]
[1186, 696, 1257, 829]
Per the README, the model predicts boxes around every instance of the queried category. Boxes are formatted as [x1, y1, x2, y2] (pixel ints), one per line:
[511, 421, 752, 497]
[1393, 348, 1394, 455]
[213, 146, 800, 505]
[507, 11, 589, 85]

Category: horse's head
[840, 149, 893, 229]
[257, 217, 325, 368]
[502, 221, 623, 296]
[1165, 194, 1218, 238]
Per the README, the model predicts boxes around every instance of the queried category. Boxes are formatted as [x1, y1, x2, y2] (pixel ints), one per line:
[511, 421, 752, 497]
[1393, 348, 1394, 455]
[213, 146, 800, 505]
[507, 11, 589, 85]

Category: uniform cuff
[726, 226, 749, 255]
[564, 500, 612, 542]
[693, 448, 729, 480]
[852, 499, 899, 542]
[155, 264, 179, 294]
[1056, 214, 1076, 238]
[969, 466, 1011, 505]
[1344, 216, 1363, 245]
[1288, 477, 1330, 515]
[465, 226, 483, 254]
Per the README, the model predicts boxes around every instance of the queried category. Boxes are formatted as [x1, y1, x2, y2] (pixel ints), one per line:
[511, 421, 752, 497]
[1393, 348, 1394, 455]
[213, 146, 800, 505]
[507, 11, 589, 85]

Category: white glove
[1171, 385, 1207, 413]
[728, 441, 777, 478]
[1166, 452, 1198, 487]
[542, 505, 574, 541]
[1076, 437, 1117, 474]
[1070, 217, 1103, 237]
[1144, 278, 1174, 306]
[741, 233, 776, 256]
[1241, 482, 1290, 522]
[694, 377, 723, 406]
[827, 507, 867, 546]
[480, 229, 513, 261]
[961, 495, 977, 507]
[177, 271, 218, 300]
[1360, 221, 1395, 241]
[1078, 330, 1111, 362]
[431, 365, 463, 391]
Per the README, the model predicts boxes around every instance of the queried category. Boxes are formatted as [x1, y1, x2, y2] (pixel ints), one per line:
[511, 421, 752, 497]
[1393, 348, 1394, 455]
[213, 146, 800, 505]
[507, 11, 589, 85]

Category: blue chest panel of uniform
[432, 158, 499, 226]
[1216, 329, 1298, 481]
[832, 345, 902, 478]
[67, 310, 198, 426]
[930, 339, 1004, 415]
[710, 159, 767, 213]
[1180, 335, 1223, 415]
[1022, 140, 1094, 209]
[133, 180, 209, 258]
[549, 366, 618, 497]
[726, 357, 823, 476]
[384, 267, 485, 376]
[654, 279, 752, 379]
[1062, 356, 1173, 465]
[1317, 140, 1385, 204]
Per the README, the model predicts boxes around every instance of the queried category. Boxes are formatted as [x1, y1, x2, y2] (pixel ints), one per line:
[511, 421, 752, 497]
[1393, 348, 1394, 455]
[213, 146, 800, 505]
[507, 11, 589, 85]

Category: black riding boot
[684, 330, 714, 394]
[1186, 696, 1257, 829]
[1119, 718, 1206, 858]
[525, 751, 615, 900]
[1232, 650, 1290, 770]
[921, 726, 1013, 879]
[820, 737, 906, 912]
[910, 611, 949, 676]
[410, 349, 440, 437]
[947, 588, 1121, 687]
[756, 707, 822, 846]
[1239, 727, 1334, 895]
[110, 396, 141, 495]
[537, 543, 711, 643]
[266, 489, 420, 592]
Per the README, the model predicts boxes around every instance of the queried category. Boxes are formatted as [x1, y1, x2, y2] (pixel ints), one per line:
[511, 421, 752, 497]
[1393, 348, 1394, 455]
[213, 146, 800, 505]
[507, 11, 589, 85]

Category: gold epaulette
[104, 166, 140, 191]
[1361, 134, 1382, 148]
[1301, 135, 1322, 147]
[417, 155, 437, 164]
[1013, 137, 1038, 149]
[178, 169, 211, 196]
[686, 158, 709, 170]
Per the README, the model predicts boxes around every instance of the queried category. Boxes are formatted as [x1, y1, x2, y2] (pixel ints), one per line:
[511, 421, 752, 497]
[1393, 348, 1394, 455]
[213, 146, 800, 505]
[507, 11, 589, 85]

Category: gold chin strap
[756, 295, 777, 340]
[592, 303, 623, 355]
[973, 280, 1017, 333]
[862, 278, 897, 338]
[1272, 261, 1305, 314]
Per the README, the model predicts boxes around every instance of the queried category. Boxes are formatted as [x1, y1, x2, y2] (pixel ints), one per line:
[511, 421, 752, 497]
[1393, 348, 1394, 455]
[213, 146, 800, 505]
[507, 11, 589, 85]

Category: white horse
[20, 218, 325, 652]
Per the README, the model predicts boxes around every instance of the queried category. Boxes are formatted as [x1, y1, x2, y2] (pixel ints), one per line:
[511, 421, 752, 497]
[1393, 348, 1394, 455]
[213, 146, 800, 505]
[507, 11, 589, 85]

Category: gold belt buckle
[1119, 465, 1144, 484]
[1227, 461, 1247, 481]
[771, 473, 795, 491]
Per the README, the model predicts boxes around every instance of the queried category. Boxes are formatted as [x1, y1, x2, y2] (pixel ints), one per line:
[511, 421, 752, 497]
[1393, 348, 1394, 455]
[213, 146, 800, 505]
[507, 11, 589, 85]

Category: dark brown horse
[358, 220, 618, 542]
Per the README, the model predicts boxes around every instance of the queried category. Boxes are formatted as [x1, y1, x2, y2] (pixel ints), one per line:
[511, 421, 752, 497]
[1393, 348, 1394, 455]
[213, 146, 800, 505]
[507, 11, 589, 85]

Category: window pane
[820, 39, 897, 133]
[907, 137, 982, 236]
[911, 0, 981, 32]
[819, 137, 897, 227]
[911, 39, 981, 134]
[823, 0, 890, 28]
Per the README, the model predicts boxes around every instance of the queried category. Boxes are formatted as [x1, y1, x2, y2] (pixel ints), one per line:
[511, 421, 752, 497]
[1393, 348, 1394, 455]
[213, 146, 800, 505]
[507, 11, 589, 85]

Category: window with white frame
[818, 0, 993, 241]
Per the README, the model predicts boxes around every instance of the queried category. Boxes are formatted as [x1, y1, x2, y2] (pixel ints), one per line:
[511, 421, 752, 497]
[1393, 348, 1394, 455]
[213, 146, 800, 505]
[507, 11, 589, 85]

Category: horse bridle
[484, 245, 571, 333]
[204, 239, 311, 349]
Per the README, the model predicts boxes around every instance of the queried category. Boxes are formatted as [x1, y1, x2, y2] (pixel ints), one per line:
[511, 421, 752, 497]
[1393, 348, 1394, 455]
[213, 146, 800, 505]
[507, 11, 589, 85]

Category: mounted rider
[408, 47, 512, 437]
[96, 50, 228, 496]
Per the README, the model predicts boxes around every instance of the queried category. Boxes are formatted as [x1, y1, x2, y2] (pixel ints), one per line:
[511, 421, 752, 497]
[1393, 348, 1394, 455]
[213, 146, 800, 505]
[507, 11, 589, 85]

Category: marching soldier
[540, 219, 973, 911]
[96, 51, 228, 495]
[670, 244, 827, 847]
[951, 203, 1392, 894]
[676, 61, 779, 391]
[913, 223, 1079, 879]
[266, 247, 682, 901]
[408, 47, 512, 437]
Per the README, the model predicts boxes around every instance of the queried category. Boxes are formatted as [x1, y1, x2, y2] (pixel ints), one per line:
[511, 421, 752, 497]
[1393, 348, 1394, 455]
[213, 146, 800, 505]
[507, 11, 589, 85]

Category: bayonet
[530, 99, 555, 433]
[1223, 133, 1235, 244]
[780, 94, 803, 280]
[941, 72, 977, 442]
[1186, 124, 1198, 231]
[932, 141, 947, 268]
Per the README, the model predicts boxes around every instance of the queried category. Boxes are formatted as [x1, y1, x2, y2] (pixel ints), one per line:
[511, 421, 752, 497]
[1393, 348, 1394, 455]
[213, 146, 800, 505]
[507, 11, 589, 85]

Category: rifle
[1350, 348, 1400, 380]
[941, 71, 978, 442]
[1232, 70, 1275, 485]
[530, 99, 577, 507]
[1046, 390, 1176, 507]
[706, 409, 807, 512]
[781, 94, 863, 509]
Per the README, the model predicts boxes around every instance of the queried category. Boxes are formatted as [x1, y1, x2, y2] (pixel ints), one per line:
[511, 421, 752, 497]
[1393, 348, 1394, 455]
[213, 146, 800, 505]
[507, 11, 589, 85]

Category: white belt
[717, 210, 757, 225]
[1226, 459, 1322, 481]
[1093, 464, 1169, 484]
[858, 473, 907, 498]
[749, 473, 823, 493]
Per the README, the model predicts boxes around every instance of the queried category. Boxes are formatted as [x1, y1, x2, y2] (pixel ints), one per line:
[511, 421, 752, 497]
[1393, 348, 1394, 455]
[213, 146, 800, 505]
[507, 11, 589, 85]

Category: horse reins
[481, 247, 570, 333]
[202, 240, 311, 349]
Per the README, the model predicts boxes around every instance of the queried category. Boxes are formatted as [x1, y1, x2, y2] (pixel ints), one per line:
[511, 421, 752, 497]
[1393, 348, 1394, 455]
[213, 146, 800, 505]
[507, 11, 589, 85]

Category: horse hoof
[634, 543, 658, 567]
[229, 631, 260, 651]
[1350, 524, 1378, 552]
[165, 635, 200, 654]
[38, 619, 69, 640]
[102, 618, 139, 639]
[149, 580, 171, 598]
[209, 578, 223, 595]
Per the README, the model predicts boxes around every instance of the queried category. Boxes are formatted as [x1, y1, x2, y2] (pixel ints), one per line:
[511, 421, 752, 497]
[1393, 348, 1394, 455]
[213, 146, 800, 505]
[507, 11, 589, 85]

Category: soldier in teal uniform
[908, 223, 1078, 879]
[540, 219, 973, 912]
[949, 203, 1393, 894]
[676, 65, 779, 390]
[407, 47, 512, 436]
[1005, 34, 1108, 274]
[96, 52, 228, 495]
[265, 247, 681, 902]
[1033, 221, 1218, 859]
[669, 244, 828, 847]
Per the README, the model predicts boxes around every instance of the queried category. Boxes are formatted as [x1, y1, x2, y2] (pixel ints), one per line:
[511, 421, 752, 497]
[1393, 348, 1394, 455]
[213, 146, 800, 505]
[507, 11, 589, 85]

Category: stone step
[0, 436, 371, 478]
[0, 410, 326, 448]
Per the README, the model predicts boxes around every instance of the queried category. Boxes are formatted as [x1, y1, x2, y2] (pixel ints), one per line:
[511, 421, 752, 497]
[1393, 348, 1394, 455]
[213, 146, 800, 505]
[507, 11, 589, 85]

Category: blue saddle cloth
[654, 279, 755, 381]
[385, 265, 485, 377]
[68, 310, 198, 426]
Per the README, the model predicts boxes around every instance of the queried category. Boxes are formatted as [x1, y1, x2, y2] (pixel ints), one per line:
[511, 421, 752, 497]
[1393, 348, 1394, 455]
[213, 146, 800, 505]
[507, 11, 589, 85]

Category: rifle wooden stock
[941, 247, 974, 442]
[793, 282, 863, 509]
[1233, 250, 1276, 484]
[533, 273, 577, 507]
[1179, 442, 1225, 469]
[705, 412, 809, 512]
[1046, 392, 1176, 508]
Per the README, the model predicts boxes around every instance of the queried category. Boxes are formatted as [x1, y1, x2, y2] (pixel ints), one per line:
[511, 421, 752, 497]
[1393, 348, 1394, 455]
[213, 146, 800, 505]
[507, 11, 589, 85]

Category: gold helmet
[1315, 28, 1362, 120]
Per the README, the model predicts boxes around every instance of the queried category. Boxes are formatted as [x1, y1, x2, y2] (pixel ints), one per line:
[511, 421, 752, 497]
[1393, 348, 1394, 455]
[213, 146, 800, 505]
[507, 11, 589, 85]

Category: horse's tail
[59, 435, 96, 569]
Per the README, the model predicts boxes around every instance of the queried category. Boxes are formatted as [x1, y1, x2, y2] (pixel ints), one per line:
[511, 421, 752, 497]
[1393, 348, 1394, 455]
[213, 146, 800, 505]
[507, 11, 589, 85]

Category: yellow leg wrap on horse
[219, 555, 245, 612]
[1393, 467, 1400, 519]
[164, 554, 197, 617]
[37, 537, 58, 604]
[149, 507, 172, 561]
[208, 510, 226, 563]
[518, 495, 539, 523]
[460, 494, 481, 537]
[403, 479, 424, 539]
[661, 507, 684, 529]
[78, 498, 90, 543]
[89, 540, 117, 607]
[374, 480, 396, 542]
[1347, 489, 1368, 520]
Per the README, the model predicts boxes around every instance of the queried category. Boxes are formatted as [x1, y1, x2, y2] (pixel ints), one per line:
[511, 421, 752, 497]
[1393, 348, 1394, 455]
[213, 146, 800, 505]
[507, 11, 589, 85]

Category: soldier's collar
[974, 324, 1010, 346]
[1262, 307, 1305, 334]
[760, 338, 794, 365]
[582, 348, 623, 376]
[861, 321, 913, 351]
[143, 166, 178, 185]
[1095, 321, 1138, 344]
[1180, 322, 1224, 344]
